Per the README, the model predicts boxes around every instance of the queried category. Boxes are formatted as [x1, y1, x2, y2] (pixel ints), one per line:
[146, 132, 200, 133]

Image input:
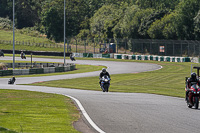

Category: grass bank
[0, 30, 54, 44]
[0, 89, 80, 133]
[32, 60, 193, 98]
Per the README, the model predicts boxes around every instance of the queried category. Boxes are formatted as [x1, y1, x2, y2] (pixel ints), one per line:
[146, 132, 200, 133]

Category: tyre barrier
[0, 63, 75, 76]
[71, 53, 193, 62]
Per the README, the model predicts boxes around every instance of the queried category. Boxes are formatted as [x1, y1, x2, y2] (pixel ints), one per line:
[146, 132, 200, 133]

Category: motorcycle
[185, 83, 200, 109]
[100, 75, 110, 92]
[70, 54, 76, 61]
[0, 51, 4, 57]
[8, 78, 16, 84]
[21, 52, 26, 59]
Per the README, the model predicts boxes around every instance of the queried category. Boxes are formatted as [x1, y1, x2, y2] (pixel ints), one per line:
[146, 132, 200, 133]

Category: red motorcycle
[185, 83, 200, 109]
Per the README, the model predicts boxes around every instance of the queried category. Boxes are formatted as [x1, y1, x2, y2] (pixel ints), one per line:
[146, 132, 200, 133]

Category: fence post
[181, 41, 182, 56]
[93, 38, 95, 54]
[173, 40, 175, 56]
[76, 39, 77, 53]
[125, 39, 127, 54]
[67, 39, 69, 53]
[117, 39, 119, 53]
[84, 40, 86, 53]
[188, 41, 189, 57]
[194, 42, 196, 56]
[132, 39, 134, 55]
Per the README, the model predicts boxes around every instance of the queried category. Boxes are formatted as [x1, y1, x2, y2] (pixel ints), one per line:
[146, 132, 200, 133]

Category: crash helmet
[191, 72, 197, 79]
[102, 68, 106, 73]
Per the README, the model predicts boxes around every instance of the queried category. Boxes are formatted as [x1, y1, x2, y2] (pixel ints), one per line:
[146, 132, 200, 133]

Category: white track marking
[65, 94, 106, 133]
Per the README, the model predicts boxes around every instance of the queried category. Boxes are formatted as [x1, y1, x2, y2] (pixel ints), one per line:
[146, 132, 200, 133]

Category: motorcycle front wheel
[104, 84, 109, 92]
[194, 97, 199, 109]
[186, 96, 192, 108]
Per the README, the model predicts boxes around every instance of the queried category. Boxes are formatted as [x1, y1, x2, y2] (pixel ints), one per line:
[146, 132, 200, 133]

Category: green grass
[0, 89, 80, 133]
[0, 43, 64, 52]
[0, 30, 54, 44]
[31, 60, 193, 98]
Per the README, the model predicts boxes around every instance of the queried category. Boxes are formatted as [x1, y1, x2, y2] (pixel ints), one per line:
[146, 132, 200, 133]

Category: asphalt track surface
[1, 57, 200, 133]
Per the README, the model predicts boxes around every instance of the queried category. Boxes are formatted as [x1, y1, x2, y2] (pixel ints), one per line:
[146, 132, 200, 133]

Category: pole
[64, 0, 66, 65]
[31, 52, 32, 68]
[13, 0, 15, 69]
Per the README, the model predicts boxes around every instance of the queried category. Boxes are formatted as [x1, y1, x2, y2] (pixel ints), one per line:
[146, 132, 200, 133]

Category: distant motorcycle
[70, 54, 76, 61]
[0, 51, 4, 57]
[100, 75, 110, 92]
[185, 83, 200, 109]
[8, 77, 16, 84]
[21, 52, 26, 59]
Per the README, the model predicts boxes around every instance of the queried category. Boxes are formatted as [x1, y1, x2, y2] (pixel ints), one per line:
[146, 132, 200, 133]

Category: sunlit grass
[32, 61, 192, 98]
[0, 89, 80, 133]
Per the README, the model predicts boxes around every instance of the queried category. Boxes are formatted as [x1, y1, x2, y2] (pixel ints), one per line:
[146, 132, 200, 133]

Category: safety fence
[0, 63, 76, 76]
[1, 38, 200, 56]
[0, 40, 63, 48]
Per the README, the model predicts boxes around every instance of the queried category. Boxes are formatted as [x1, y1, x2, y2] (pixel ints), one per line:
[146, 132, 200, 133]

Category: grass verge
[0, 89, 80, 133]
[31, 60, 193, 98]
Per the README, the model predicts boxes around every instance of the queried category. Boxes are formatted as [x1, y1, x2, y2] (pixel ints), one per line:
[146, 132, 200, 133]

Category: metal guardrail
[0, 63, 76, 76]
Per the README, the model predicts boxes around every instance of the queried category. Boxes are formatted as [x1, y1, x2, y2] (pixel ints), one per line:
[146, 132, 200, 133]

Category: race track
[1, 57, 200, 133]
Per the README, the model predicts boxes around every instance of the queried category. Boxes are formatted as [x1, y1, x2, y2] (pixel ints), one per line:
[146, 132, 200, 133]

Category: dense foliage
[1, 0, 200, 42]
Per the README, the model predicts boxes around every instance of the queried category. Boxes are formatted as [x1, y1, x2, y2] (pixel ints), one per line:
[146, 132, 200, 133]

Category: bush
[0, 63, 7, 70]
[0, 17, 12, 30]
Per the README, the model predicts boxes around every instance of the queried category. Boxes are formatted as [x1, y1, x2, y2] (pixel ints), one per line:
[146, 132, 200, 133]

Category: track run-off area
[1, 56, 200, 133]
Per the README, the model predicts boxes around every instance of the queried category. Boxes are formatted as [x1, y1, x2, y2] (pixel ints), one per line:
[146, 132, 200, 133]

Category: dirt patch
[73, 114, 98, 133]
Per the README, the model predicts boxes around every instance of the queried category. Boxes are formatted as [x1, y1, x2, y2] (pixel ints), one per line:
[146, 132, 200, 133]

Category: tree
[138, 9, 168, 38]
[135, 0, 180, 10]
[175, 0, 200, 40]
[194, 10, 200, 39]
[90, 4, 124, 38]
[15, 0, 42, 29]
[0, 0, 13, 18]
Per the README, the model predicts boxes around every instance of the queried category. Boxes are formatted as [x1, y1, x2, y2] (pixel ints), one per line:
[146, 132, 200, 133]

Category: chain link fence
[1, 38, 200, 57]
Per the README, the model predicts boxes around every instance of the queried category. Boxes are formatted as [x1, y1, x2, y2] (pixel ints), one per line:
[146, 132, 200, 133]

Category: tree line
[1, 0, 200, 42]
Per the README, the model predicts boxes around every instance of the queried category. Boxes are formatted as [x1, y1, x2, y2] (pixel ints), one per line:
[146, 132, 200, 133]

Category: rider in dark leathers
[99, 68, 110, 86]
[185, 72, 200, 100]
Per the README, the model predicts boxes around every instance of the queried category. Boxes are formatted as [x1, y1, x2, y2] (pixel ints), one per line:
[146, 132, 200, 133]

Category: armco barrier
[182, 57, 191, 62]
[128, 55, 134, 60]
[0, 70, 13, 76]
[153, 56, 159, 61]
[136, 55, 141, 60]
[164, 57, 170, 62]
[148, 55, 153, 60]
[114, 54, 122, 59]
[110, 53, 114, 58]
[175, 57, 181, 62]
[170, 57, 175, 62]
[122, 54, 128, 59]
[83, 53, 93, 58]
[81, 52, 193, 63]
[64, 66, 70, 71]
[102, 54, 110, 58]
[93, 54, 102, 58]
[0, 63, 75, 76]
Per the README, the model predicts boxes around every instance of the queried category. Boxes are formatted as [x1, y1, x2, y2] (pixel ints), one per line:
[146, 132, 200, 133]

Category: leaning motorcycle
[100, 75, 110, 92]
[185, 83, 200, 109]
[8, 79, 15, 84]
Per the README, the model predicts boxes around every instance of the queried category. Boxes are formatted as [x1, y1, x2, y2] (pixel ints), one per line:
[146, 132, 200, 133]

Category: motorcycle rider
[185, 72, 200, 100]
[99, 68, 110, 86]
